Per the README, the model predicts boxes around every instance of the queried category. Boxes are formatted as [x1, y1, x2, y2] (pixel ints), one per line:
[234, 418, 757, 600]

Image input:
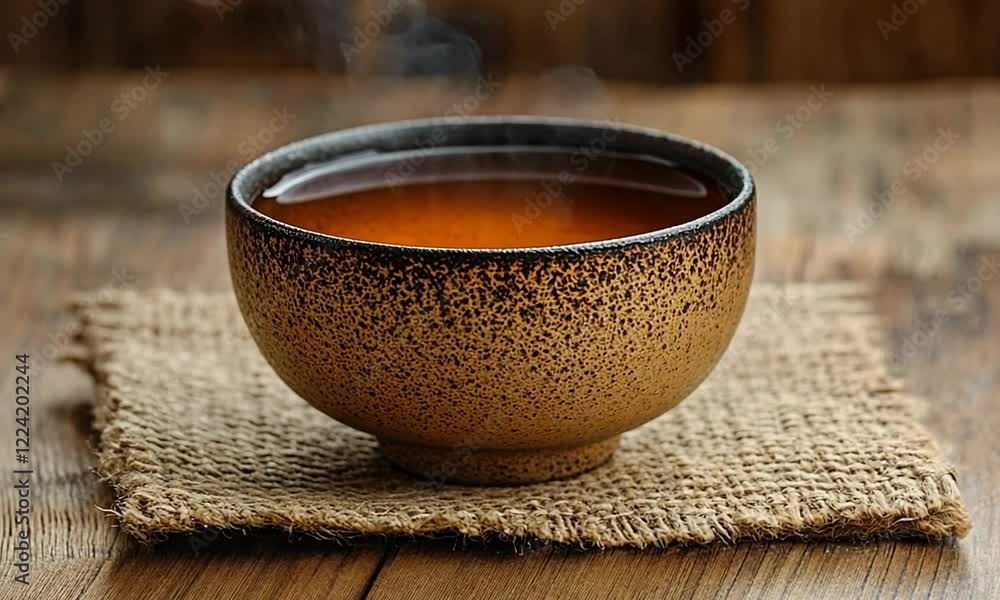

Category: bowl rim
[227, 115, 755, 256]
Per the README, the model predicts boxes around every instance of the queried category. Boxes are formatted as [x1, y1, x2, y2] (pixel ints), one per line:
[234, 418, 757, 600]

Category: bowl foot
[377, 436, 620, 485]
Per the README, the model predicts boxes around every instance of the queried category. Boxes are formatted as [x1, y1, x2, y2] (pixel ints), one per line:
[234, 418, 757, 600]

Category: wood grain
[1, 73, 998, 598]
[4, 1, 1000, 83]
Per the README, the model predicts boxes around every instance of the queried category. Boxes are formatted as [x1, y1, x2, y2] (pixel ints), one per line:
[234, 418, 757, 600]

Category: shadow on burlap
[68, 283, 971, 547]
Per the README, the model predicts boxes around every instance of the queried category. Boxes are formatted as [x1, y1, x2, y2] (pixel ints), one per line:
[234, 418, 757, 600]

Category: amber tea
[254, 147, 728, 249]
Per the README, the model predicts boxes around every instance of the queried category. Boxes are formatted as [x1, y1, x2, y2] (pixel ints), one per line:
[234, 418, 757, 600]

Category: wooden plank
[4, 1, 1000, 82]
[76, 542, 385, 600]
[0, 559, 106, 600]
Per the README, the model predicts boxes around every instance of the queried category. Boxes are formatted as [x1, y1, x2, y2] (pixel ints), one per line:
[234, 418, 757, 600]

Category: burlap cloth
[70, 282, 970, 547]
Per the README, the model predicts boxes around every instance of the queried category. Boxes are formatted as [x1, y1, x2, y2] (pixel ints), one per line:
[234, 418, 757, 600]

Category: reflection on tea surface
[254, 147, 729, 248]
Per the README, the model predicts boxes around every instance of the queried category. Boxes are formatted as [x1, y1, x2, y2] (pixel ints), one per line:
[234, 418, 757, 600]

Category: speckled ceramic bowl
[227, 117, 755, 485]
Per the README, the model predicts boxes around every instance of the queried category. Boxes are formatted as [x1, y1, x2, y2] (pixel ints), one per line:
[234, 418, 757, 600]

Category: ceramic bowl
[226, 116, 755, 484]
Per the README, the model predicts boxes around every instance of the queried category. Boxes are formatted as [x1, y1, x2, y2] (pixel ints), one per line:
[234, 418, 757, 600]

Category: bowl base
[378, 436, 620, 485]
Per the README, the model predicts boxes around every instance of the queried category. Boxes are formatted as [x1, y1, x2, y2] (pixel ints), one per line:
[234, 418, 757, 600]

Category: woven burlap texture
[71, 282, 970, 547]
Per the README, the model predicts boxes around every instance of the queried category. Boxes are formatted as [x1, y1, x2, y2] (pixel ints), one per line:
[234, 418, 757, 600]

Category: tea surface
[254, 156, 729, 248]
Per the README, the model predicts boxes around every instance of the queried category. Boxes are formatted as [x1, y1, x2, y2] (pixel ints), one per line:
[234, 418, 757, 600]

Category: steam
[534, 65, 616, 119]
[291, 0, 481, 77]
[288, 0, 615, 119]
[185, 1, 622, 120]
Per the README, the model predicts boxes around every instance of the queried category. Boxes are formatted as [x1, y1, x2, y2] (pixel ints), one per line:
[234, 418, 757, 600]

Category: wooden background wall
[3, 0, 999, 83]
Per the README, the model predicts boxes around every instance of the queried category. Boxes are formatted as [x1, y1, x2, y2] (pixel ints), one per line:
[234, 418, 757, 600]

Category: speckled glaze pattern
[226, 117, 756, 485]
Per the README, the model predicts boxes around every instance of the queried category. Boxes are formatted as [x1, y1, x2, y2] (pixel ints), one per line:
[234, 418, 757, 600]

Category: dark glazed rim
[227, 116, 755, 256]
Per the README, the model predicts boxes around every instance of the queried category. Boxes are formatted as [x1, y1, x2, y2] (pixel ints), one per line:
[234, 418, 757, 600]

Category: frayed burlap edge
[68, 283, 972, 547]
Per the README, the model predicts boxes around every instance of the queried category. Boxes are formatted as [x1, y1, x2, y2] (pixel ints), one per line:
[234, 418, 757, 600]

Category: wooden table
[1, 71, 997, 599]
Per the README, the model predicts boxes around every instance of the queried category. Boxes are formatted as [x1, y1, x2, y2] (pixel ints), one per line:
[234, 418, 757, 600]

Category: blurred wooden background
[3, 0, 1000, 82]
